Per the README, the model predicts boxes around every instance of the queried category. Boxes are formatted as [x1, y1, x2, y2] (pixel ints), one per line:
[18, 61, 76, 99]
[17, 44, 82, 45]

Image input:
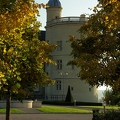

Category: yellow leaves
[104, 15, 110, 27]
[1, 78, 6, 82]
[0, 72, 4, 78]
[68, 0, 120, 89]
[4, 47, 15, 55]
[8, 47, 14, 54]
[108, 24, 112, 29]
[110, 0, 117, 3]
[93, 7, 97, 12]
[41, 3, 47, 8]
[3, 48, 6, 54]
[105, 16, 109, 21]
[0, 14, 5, 18]
[68, 35, 76, 42]
[46, 4, 49, 9]
[96, 0, 120, 23]
[28, 12, 34, 17]
[70, 35, 76, 39]
[100, 0, 118, 7]
[0, 72, 6, 84]
[0, 0, 40, 36]
[5, 11, 9, 15]
[0, 0, 56, 95]
[38, 3, 48, 9]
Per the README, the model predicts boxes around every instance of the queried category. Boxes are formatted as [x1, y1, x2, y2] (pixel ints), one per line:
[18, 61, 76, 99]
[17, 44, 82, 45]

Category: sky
[35, 0, 98, 30]
[35, 0, 109, 90]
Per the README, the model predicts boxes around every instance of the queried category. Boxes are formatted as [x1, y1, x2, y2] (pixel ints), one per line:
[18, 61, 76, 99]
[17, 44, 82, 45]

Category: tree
[102, 89, 113, 104]
[0, 0, 56, 120]
[103, 89, 120, 105]
[68, 0, 120, 90]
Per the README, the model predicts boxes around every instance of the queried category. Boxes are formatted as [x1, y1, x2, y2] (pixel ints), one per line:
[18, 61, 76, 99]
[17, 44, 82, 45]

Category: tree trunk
[6, 92, 11, 120]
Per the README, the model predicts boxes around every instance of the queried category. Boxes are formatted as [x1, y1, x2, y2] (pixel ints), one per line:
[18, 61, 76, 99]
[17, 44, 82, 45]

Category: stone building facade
[39, 0, 98, 102]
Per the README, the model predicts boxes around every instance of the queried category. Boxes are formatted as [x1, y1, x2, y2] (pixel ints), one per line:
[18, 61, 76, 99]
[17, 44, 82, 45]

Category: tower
[46, 0, 62, 26]
[45, 0, 98, 102]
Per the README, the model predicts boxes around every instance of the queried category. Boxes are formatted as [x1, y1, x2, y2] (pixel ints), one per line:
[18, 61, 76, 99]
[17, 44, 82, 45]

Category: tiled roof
[48, 0, 61, 7]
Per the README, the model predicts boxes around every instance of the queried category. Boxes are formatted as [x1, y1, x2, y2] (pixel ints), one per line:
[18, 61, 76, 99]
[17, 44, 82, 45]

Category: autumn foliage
[68, 0, 120, 90]
[0, 1, 56, 119]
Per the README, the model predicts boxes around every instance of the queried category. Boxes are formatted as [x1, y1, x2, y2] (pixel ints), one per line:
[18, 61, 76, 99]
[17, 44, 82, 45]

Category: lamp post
[60, 72, 68, 98]
[103, 101, 106, 114]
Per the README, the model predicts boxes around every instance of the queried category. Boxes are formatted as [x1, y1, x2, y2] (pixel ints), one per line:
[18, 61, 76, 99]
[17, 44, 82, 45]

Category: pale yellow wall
[45, 6, 98, 102]
[46, 7, 62, 26]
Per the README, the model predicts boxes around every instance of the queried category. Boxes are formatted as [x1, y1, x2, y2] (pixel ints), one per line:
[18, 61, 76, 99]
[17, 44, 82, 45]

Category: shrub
[42, 100, 102, 106]
[96, 110, 120, 120]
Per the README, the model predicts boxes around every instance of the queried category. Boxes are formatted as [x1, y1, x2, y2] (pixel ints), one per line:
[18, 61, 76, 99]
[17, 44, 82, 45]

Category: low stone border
[0, 100, 42, 108]
[32, 101, 42, 108]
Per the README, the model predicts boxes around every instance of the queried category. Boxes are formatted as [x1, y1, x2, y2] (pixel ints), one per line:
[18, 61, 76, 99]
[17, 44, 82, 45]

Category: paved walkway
[0, 113, 92, 120]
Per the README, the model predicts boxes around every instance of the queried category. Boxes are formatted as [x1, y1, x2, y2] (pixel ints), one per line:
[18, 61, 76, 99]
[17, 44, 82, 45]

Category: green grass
[37, 106, 92, 113]
[0, 105, 118, 114]
[79, 106, 119, 110]
[0, 108, 23, 114]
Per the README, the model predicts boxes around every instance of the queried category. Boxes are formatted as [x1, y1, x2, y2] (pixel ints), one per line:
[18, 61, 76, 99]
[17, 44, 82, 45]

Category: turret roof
[48, 0, 61, 7]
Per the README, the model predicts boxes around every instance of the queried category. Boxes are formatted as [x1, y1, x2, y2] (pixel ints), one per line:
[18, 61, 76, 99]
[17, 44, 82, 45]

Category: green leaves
[17, 76, 21, 81]
[15, 83, 21, 89]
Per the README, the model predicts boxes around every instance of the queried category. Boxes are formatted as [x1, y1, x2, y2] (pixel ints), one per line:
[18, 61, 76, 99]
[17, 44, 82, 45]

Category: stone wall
[0, 100, 42, 108]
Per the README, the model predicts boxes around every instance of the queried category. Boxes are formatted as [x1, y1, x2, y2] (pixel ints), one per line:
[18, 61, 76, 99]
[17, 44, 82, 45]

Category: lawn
[0, 105, 118, 114]
[37, 105, 120, 114]
[0, 108, 23, 114]
[79, 106, 119, 110]
[37, 105, 92, 113]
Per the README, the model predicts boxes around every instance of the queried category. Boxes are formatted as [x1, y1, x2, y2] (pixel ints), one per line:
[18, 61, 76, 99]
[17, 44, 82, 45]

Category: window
[56, 80, 61, 90]
[57, 41, 62, 51]
[57, 60, 62, 70]
[89, 88, 91, 91]
[72, 65, 74, 69]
